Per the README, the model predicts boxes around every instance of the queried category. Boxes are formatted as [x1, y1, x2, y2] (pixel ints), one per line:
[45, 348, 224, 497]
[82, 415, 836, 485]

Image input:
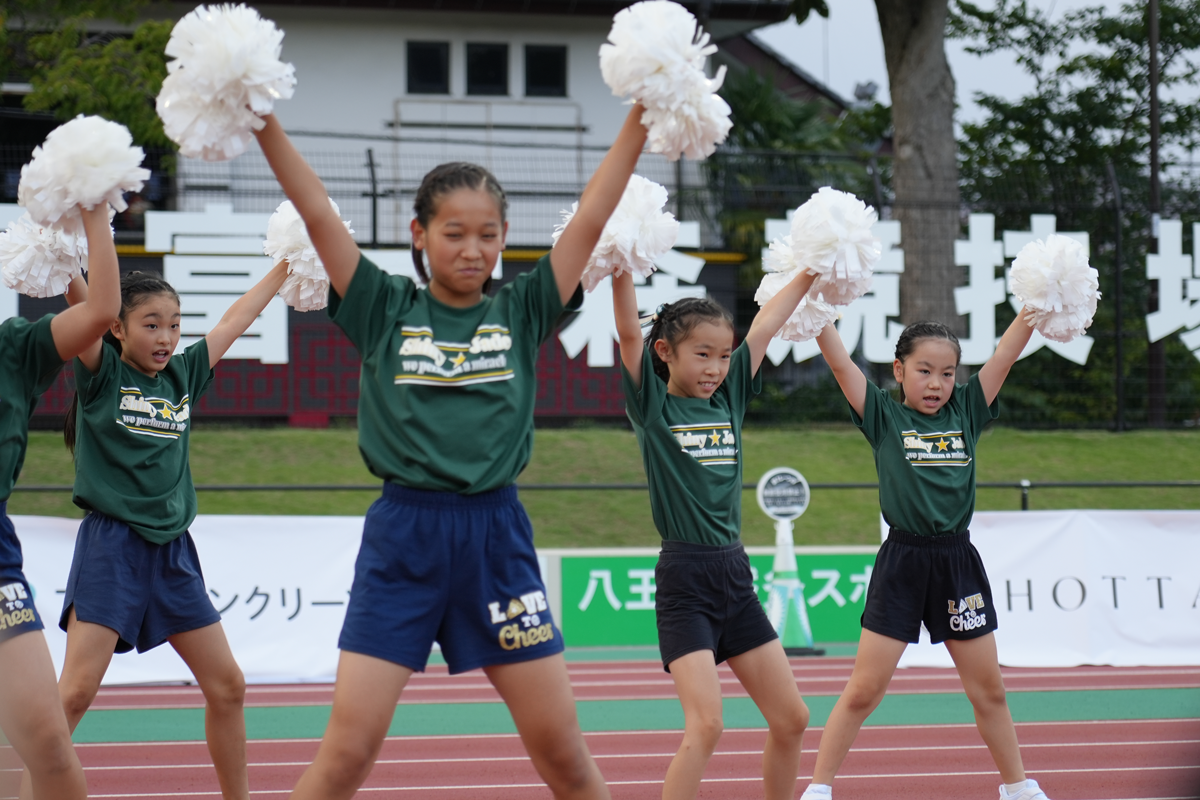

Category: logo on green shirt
[670, 422, 738, 466]
[901, 429, 969, 466]
[395, 324, 516, 387]
[117, 389, 191, 439]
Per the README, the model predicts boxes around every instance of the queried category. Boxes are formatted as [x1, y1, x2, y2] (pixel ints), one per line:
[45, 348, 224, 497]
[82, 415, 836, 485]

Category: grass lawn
[11, 425, 1200, 548]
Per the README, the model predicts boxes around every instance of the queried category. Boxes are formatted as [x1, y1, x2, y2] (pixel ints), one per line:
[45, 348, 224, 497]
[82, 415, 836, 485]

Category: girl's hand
[743, 269, 817, 375]
[50, 203, 121, 367]
[205, 261, 289, 369]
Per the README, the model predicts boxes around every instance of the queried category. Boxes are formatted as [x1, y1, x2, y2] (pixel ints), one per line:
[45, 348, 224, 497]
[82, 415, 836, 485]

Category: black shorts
[654, 540, 778, 672]
[862, 528, 997, 644]
[0, 505, 45, 644]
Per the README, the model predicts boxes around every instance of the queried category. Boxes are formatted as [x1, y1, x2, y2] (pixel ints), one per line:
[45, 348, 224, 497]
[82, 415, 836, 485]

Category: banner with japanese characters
[561, 549, 878, 647]
[897, 510, 1200, 669]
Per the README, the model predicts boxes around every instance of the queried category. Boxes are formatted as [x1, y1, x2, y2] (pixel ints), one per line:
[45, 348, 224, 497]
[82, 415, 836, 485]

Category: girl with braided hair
[35, 264, 288, 800]
[612, 268, 819, 800]
[799, 315, 1051, 800]
[250, 103, 651, 799]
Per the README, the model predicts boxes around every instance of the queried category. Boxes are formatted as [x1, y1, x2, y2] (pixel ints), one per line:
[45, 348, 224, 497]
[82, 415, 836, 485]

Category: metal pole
[1020, 479, 1031, 511]
[1147, 0, 1165, 426]
[366, 148, 379, 249]
[1107, 160, 1125, 432]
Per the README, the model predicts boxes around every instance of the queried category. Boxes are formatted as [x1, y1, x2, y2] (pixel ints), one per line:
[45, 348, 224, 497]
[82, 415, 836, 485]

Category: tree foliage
[0, 0, 144, 82]
[23, 16, 173, 148]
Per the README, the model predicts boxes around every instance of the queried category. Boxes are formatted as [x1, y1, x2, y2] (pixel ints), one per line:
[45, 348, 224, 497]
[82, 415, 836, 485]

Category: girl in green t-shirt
[800, 317, 1051, 800]
[612, 267, 819, 800]
[0, 204, 120, 800]
[250, 105, 650, 799]
[46, 264, 288, 800]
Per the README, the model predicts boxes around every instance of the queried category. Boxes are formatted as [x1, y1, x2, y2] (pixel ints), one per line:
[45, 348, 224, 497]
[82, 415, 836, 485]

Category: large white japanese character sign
[760, 212, 1098, 367]
[1146, 220, 1200, 361]
[557, 222, 708, 368]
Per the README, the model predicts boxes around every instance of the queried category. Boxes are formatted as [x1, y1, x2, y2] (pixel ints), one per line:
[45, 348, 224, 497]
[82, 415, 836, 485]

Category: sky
[751, 0, 1145, 124]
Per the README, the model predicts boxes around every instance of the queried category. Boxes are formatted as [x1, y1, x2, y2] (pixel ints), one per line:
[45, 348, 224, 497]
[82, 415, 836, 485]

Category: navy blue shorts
[339, 483, 563, 675]
[0, 503, 45, 643]
[654, 540, 778, 672]
[861, 528, 997, 645]
[60, 512, 220, 654]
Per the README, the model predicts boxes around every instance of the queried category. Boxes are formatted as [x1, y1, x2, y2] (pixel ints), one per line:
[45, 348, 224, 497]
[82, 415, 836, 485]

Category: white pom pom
[17, 116, 148, 235]
[264, 199, 352, 311]
[790, 187, 880, 305]
[599, 0, 732, 160]
[754, 238, 840, 342]
[552, 175, 679, 292]
[156, 4, 296, 161]
[0, 213, 89, 298]
[1010, 234, 1100, 343]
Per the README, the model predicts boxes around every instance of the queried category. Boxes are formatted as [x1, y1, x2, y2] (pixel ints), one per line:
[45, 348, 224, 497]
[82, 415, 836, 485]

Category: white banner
[898, 510, 1200, 668]
[15, 509, 1200, 684]
[18, 515, 361, 685]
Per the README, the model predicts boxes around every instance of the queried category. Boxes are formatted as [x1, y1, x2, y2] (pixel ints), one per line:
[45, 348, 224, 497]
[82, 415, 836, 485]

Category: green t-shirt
[328, 253, 579, 493]
[0, 316, 65, 503]
[72, 340, 214, 545]
[622, 341, 761, 545]
[851, 374, 998, 536]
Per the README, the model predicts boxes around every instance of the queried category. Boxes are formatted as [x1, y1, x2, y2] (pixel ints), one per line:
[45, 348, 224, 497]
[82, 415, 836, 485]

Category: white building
[140, 0, 794, 246]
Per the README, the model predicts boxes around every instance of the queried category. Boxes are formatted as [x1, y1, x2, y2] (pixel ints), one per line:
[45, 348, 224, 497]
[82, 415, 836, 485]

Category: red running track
[3, 661, 1199, 799]
[3, 720, 1197, 799]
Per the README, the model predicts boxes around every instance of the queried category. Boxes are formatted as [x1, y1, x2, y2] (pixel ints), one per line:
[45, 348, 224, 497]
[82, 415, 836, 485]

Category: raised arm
[51, 204, 121, 365]
[204, 262, 289, 369]
[613, 270, 645, 388]
[815, 323, 868, 418]
[743, 270, 817, 374]
[253, 115, 360, 297]
[977, 310, 1035, 405]
[550, 106, 647, 305]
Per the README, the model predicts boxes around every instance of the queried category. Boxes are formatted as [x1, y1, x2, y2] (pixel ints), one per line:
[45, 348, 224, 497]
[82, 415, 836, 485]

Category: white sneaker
[800, 785, 833, 800]
[999, 778, 1050, 800]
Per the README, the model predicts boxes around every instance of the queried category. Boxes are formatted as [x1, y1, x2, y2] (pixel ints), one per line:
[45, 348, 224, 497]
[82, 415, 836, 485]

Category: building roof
[260, 0, 791, 21]
[716, 32, 849, 111]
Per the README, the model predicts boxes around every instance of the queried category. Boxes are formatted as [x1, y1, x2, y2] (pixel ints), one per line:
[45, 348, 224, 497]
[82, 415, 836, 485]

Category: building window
[525, 45, 567, 97]
[408, 42, 449, 94]
[466, 43, 509, 96]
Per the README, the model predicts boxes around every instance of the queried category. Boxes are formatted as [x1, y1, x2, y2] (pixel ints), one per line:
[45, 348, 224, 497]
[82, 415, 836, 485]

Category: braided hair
[411, 162, 507, 294]
[64, 271, 180, 454]
[893, 321, 961, 403]
[644, 297, 734, 383]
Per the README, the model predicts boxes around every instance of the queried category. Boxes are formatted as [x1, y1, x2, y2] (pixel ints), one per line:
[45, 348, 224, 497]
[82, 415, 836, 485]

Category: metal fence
[5, 134, 1200, 429]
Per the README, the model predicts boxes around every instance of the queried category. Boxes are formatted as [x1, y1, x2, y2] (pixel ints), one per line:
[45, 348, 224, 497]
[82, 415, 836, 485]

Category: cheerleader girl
[38, 263, 288, 800]
[1, 204, 119, 800]
[799, 317, 1051, 800]
[612, 268, 817, 799]
[250, 104, 648, 800]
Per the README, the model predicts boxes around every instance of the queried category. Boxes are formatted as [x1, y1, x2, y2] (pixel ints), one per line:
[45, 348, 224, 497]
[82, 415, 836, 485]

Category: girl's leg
[18, 607, 119, 800]
[810, 628, 908, 784]
[484, 654, 610, 800]
[727, 640, 810, 800]
[944, 633, 1026, 784]
[658, 650, 724, 800]
[0, 632, 87, 800]
[169, 623, 249, 800]
[288, 651, 412, 800]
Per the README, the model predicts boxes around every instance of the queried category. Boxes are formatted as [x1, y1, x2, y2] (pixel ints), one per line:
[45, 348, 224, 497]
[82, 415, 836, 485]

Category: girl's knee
[21, 727, 78, 777]
[316, 735, 380, 790]
[202, 664, 246, 709]
[841, 680, 887, 716]
[59, 680, 99, 723]
[536, 738, 597, 793]
[968, 679, 1007, 710]
[686, 712, 724, 750]
[769, 701, 810, 740]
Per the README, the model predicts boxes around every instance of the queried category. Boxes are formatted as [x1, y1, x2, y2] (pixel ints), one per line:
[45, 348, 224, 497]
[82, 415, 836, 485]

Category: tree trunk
[875, 0, 962, 330]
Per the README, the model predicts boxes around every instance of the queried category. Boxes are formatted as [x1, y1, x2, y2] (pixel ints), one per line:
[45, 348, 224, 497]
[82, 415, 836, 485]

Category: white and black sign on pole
[757, 467, 823, 656]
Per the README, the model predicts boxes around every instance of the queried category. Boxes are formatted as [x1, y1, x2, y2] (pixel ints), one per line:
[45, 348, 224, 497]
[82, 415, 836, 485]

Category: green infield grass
[11, 426, 1200, 547]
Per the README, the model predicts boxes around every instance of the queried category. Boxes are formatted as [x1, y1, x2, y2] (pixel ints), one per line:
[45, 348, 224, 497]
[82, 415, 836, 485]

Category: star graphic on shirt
[935, 438, 949, 451]
[709, 431, 722, 446]
[158, 407, 173, 420]
[450, 353, 466, 367]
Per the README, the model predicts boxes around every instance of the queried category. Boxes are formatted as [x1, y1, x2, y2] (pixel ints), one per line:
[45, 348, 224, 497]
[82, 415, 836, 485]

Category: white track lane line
[56, 764, 1200, 799]
[28, 737, 1197, 774]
